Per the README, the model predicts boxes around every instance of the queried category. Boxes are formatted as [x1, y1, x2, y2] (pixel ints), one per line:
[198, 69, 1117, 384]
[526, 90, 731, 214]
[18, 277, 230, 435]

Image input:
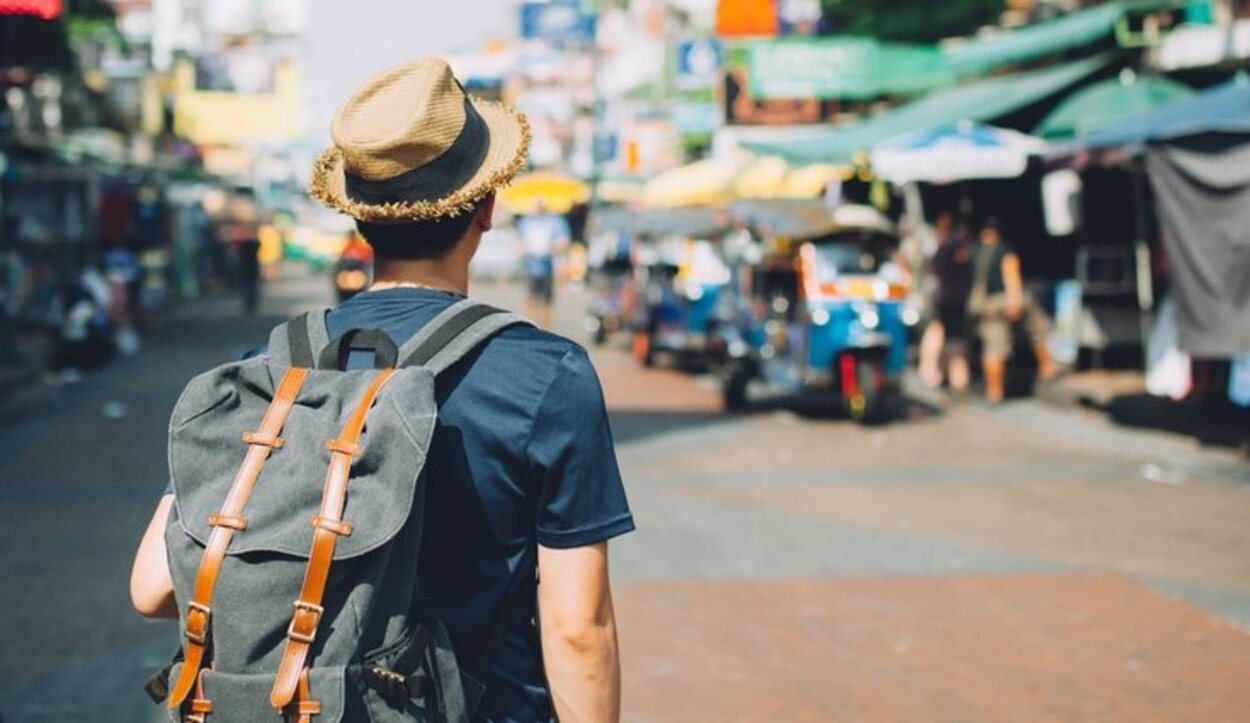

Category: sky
[302, 0, 514, 144]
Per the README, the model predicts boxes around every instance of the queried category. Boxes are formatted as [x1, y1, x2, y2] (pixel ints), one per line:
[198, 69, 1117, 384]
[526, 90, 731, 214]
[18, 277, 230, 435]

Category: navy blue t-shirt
[328, 288, 634, 721]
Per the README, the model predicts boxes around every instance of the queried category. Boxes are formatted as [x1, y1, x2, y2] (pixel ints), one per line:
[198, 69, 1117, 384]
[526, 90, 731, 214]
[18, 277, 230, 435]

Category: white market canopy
[870, 121, 1046, 184]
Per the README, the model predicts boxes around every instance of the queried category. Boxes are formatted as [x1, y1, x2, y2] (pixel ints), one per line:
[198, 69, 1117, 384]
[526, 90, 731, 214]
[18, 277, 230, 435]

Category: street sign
[675, 39, 724, 91]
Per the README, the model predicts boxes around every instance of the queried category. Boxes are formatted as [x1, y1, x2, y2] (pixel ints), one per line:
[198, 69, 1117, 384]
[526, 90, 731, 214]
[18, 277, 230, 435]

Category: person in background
[968, 217, 1055, 403]
[919, 212, 973, 392]
[0, 214, 25, 367]
[50, 265, 115, 380]
[517, 199, 569, 328]
[334, 231, 375, 302]
[225, 188, 262, 315]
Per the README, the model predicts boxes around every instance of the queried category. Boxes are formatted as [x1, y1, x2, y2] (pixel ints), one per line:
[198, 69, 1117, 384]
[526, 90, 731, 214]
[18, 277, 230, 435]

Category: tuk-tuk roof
[729, 200, 897, 241]
[828, 205, 896, 237]
[729, 199, 838, 240]
[591, 206, 730, 240]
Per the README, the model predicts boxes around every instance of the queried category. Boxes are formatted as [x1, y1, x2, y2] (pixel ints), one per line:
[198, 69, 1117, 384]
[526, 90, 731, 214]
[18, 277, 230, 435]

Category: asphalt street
[1, 267, 1247, 722]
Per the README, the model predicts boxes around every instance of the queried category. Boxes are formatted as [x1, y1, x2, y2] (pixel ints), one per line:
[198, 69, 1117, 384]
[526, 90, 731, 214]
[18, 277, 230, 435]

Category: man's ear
[475, 193, 496, 232]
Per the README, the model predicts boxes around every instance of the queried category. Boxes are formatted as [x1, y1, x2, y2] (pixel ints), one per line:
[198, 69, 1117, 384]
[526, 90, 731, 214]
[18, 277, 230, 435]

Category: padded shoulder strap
[398, 300, 531, 375]
[267, 308, 331, 367]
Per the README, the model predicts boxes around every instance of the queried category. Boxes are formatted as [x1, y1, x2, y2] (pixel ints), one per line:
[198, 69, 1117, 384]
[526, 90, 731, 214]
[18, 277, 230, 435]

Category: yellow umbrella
[499, 172, 590, 214]
[779, 163, 846, 199]
[640, 158, 750, 209]
[732, 155, 790, 199]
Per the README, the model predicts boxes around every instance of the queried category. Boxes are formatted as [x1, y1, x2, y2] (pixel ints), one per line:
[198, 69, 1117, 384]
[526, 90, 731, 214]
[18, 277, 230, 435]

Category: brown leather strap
[282, 670, 321, 723]
[185, 668, 212, 723]
[168, 367, 310, 709]
[270, 369, 396, 709]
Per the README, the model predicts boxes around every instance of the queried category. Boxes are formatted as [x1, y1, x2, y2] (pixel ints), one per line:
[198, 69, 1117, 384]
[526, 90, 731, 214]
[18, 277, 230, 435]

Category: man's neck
[371, 258, 470, 295]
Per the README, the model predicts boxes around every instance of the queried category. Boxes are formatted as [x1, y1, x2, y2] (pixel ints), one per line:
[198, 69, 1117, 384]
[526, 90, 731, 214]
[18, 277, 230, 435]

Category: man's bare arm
[130, 494, 178, 619]
[1002, 252, 1025, 319]
[538, 542, 621, 723]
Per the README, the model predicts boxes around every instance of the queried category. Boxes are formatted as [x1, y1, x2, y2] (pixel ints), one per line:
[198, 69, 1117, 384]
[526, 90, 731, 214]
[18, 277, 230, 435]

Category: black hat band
[344, 96, 491, 206]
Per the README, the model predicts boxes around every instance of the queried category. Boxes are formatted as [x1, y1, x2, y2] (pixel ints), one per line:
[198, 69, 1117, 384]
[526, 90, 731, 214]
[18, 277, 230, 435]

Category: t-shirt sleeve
[528, 346, 635, 549]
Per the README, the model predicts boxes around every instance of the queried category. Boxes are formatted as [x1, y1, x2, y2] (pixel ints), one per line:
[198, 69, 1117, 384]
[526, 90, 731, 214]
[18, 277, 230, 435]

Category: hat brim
[309, 98, 531, 223]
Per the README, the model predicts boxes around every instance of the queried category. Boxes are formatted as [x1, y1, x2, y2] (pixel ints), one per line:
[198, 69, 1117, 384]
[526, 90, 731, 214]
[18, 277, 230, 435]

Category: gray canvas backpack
[153, 300, 531, 723]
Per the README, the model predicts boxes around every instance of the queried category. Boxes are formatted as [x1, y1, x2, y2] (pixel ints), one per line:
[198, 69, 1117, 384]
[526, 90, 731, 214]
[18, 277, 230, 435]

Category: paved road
[1, 267, 1247, 722]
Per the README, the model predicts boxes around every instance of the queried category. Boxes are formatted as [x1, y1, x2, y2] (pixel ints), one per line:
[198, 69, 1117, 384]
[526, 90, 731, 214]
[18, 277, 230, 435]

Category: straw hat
[309, 58, 530, 223]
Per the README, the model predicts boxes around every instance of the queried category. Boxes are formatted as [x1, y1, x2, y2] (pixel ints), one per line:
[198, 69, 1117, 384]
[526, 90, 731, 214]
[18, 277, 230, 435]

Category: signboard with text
[746, 38, 950, 100]
[675, 39, 724, 91]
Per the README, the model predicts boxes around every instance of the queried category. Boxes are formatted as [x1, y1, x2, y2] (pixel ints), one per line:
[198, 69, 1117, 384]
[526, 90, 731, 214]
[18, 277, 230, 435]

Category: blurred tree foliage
[820, 0, 1003, 42]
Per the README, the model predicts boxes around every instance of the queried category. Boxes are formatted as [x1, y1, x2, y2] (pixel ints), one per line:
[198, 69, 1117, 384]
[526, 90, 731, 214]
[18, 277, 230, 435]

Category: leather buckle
[184, 602, 211, 646]
[287, 600, 324, 644]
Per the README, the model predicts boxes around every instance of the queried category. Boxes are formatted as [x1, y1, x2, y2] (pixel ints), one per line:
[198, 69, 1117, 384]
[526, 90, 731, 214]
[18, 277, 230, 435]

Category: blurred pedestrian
[517, 199, 569, 328]
[225, 188, 262, 315]
[919, 212, 972, 392]
[968, 217, 1055, 403]
[0, 213, 25, 367]
[333, 231, 373, 302]
[50, 265, 114, 379]
[130, 58, 630, 723]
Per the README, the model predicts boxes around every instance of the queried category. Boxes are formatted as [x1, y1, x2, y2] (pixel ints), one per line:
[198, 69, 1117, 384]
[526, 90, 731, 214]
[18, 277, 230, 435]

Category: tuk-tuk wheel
[590, 320, 608, 346]
[632, 330, 654, 367]
[722, 361, 753, 413]
[838, 352, 885, 424]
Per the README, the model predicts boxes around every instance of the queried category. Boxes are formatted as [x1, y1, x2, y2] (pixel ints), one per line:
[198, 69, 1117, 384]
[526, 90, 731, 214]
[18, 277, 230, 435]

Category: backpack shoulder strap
[267, 308, 332, 367]
[397, 300, 531, 374]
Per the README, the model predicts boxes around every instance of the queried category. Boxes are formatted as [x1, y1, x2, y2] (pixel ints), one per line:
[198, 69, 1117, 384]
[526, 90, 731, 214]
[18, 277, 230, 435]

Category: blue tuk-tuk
[719, 203, 913, 421]
[625, 208, 733, 368]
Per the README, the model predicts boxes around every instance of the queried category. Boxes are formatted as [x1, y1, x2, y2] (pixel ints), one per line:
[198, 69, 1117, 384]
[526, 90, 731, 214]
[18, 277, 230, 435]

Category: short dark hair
[356, 203, 480, 260]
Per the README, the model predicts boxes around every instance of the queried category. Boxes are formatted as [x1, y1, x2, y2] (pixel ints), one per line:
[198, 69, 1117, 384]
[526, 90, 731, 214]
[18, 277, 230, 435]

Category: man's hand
[130, 494, 178, 619]
[538, 542, 621, 723]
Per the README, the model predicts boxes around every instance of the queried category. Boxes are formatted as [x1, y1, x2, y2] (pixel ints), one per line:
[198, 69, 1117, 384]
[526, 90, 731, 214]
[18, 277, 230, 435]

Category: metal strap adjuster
[184, 601, 211, 645]
[287, 600, 324, 644]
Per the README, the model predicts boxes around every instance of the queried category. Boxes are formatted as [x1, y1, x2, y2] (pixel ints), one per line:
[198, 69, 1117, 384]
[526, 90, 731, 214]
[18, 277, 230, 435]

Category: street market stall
[1061, 76, 1250, 360]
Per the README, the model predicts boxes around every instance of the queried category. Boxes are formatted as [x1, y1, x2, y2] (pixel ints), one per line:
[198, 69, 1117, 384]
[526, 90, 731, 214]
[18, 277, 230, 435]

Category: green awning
[1035, 73, 1194, 138]
[746, 38, 953, 100]
[943, 2, 1128, 75]
[743, 54, 1111, 166]
[941, 1, 1184, 75]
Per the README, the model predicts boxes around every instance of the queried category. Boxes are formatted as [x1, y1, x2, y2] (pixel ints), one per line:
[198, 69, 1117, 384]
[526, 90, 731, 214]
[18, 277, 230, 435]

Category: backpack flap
[165, 663, 348, 723]
[168, 359, 437, 560]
